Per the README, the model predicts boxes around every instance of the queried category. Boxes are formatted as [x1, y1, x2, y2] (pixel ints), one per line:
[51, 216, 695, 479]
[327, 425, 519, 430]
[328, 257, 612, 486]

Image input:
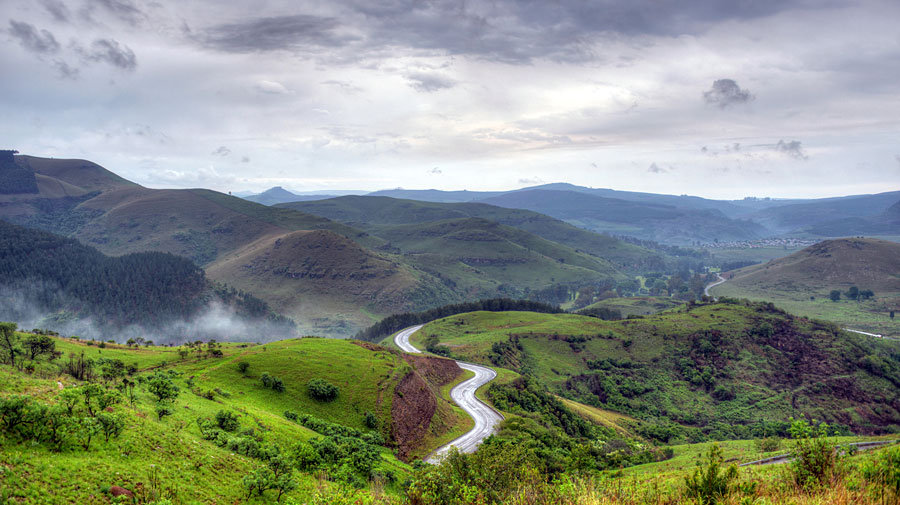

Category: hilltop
[711, 238, 900, 335]
[277, 195, 664, 272]
[0, 156, 467, 336]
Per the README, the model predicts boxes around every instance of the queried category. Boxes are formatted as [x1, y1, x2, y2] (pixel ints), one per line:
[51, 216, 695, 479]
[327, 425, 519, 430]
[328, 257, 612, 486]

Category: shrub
[684, 444, 739, 505]
[307, 378, 339, 402]
[364, 411, 377, 429]
[96, 412, 124, 442]
[755, 437, 782, 452]
[215, 410, 241, 432]
[237, 361, 250, 375]
[147, 372, 180, 403]
[284, 410, 298, 421]
[787, 418, 841, 489]
[271, 377, 285, 392]
[261, 372, 273, 388]
[156, 405, 173, 421]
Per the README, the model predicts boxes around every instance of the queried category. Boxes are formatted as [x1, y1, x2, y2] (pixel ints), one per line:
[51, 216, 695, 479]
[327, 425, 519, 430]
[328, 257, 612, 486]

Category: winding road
[394, 325, 504, 464]
[704, 272, 727, 297]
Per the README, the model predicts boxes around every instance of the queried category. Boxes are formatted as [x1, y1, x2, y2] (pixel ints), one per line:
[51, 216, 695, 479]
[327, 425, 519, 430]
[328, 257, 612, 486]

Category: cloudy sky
[2, 0, 899, 199]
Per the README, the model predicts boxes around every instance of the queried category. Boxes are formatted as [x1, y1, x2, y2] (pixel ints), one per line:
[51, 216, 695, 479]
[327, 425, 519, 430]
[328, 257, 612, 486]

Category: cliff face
[390, 354, 463, 461]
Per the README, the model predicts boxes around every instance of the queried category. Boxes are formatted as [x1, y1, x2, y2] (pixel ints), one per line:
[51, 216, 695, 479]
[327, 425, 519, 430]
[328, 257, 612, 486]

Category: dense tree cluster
[355, 298, 562, 342]
[0, 220, 207, 327]
[0, 151, 38, 194]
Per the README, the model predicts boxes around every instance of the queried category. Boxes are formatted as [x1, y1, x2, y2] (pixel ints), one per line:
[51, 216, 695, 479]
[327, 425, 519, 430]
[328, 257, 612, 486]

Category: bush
[261, 372, 273, 388]
[788, 418, 841, 489]
[215, 410, 241, 432]
[271, 377, 285, 392]
[684, 444, 739, 505]
[364, 411, 377, 429]
[147, 372, 180, 403]
[237, 361, 250, 375]
[307, 378, 339, 402]
[156, 405, 173, 421]
[755, 437, 782, 452]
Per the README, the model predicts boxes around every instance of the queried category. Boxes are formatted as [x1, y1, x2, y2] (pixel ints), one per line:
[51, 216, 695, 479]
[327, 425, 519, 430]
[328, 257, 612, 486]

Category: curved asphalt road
[394, 325, 504, 464]
[704, 272, 727, 297]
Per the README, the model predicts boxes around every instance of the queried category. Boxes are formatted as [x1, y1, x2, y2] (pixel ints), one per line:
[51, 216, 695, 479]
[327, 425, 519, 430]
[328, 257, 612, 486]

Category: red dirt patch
[402, 354, 461, 387]
[391, 371, 436, 461]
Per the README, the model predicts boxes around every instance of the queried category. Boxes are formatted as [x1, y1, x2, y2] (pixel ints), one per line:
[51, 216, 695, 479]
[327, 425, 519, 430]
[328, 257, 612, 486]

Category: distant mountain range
[0, 154, 663, 337]
[248, 182, 900, 245]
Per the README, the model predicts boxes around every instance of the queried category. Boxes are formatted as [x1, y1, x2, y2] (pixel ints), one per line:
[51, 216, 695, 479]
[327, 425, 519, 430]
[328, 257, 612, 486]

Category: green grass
[580, 296, 686, 317]
[416, 304, 900, 439]
[711, 281, 899, 336]
[0, 334, 467, 504]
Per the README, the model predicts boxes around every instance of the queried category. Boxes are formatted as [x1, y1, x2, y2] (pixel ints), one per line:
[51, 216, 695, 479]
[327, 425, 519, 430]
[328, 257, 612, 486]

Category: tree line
[354, 298, 563, 342]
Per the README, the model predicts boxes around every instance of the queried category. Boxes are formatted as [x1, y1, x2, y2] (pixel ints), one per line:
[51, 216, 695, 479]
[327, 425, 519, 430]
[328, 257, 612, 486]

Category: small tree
[271, 377, 285, 392]
[215, 410, 241, 432]
[147, 372, 180, 403]
[237, 361, 250, 375]
[156, 404, 173, 421]
[243, 466, 272, 498]
[845, 286, 859, 301]
[261, 372, 273, 388]
[0, 322, 20, 367]
[684, 444, 739, 505]
[24, 334, 55, 361]
[96, 412, 124, 442]
[829, 290, 841, 302]
[364, 411, 378, 429]
[77, 416, 100, 450]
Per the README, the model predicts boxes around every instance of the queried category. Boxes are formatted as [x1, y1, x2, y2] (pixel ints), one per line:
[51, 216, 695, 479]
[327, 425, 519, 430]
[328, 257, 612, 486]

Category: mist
[0, 283, 297, 345]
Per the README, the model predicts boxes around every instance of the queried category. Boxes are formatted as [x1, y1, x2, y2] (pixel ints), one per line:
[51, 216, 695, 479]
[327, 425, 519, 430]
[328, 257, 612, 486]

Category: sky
[2, 0, 899, 200]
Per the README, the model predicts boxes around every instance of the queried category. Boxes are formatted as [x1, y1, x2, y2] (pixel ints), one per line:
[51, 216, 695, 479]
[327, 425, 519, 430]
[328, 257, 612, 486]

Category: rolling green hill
[0, 155, 467, 337]
[710, 238, 900, 335]
[278, 195, 664, 272]
[412, 303, 900, 440]
[0, 330, 470, 503]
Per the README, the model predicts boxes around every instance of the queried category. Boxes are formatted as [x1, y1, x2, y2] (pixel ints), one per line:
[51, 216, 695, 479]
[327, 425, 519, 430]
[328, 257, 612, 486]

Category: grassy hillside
[711, 238, 900, 335]
[206, 230, 458, 337]
[578, 296, 685, 318]
[414, 303, 900, 440]
[278, 196, 663, 272]
[0, 329, 473, 503]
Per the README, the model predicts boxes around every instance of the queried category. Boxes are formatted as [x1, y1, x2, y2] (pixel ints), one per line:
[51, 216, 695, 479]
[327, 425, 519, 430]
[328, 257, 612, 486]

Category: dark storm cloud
[405, 72, 456, 92]
[775, 140, 808, 160]
[703, 79, 754, 108]
[41, 0, 71, 23]
[202, 15, 347, 53]
[8, 20, 61, 54]
[84, 38, 137, 70]
[88, 0, 145, 26]
[196, 0, 815, 64]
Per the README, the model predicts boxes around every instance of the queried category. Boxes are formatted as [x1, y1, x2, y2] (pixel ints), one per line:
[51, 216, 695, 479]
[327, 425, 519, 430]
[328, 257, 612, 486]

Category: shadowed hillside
[711, 238, 900, 335]
[278, 195, 666, 272]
